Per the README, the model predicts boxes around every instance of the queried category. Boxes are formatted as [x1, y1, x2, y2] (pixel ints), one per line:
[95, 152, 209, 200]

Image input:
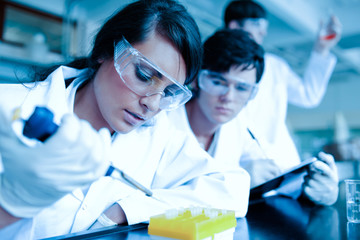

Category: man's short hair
[224, 0, 266, 27]
[202, 29, 264, 83]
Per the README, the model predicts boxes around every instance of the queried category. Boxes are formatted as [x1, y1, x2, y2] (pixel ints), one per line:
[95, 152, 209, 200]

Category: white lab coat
[238, 52, 336, 171]
[0, 66, 249, 239]
[167, 105, 264, 167]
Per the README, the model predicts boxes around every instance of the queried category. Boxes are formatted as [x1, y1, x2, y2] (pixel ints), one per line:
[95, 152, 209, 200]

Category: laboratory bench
[43, 180, 354, 240]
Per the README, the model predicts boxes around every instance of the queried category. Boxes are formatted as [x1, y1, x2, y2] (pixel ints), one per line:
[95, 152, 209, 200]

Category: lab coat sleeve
[118, 130, 250, 224]
[286, 51, 337, 107]
[0, 218, 34, 240]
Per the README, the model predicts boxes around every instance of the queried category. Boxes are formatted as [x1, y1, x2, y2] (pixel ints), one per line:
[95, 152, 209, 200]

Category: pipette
[20, 106, 153, 197]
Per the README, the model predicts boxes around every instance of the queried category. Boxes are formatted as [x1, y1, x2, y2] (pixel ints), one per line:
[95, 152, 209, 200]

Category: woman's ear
[188, 80, 197, 91]
[188, 80, 200, 99]
[97, 58, 105, 64]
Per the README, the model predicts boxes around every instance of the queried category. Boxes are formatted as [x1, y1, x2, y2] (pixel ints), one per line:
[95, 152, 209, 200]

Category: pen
[247, 128, 269, 159]
[106, 165, 153, 197]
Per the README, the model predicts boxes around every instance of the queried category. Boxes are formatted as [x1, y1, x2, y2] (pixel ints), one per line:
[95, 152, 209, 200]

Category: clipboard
[249, 157, 317, 202]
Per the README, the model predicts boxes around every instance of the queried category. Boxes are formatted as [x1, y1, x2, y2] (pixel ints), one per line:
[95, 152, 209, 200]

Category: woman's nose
[140, 93, 162, 112]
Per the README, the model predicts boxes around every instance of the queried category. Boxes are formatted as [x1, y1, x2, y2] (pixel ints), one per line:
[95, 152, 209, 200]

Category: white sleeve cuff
[89, 213, 118, 229]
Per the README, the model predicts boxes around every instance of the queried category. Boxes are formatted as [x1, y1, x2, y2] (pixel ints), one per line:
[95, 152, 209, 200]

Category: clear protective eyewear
[114, 37, 192, 111]
[198, 70, 258, 100]
[243, 18, 268, 32]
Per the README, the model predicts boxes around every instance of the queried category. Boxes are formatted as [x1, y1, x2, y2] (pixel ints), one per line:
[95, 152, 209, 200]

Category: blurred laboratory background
[0, 0, 359, 172]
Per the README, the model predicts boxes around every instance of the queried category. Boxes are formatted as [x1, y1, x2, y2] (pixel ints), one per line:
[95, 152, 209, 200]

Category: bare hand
[241, 159, 281, 188]
[314, 15, 342, 56]
[303, 152, 339, 205]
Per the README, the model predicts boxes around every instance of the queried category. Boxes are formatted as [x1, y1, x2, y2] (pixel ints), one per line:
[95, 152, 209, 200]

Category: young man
[224, 0, 340, 205]
[168, 28, 264, 193]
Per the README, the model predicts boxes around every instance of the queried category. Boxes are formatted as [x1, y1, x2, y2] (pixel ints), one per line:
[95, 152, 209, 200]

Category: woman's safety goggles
[198, 70, 258, 100]
[114, 38, 192, 111]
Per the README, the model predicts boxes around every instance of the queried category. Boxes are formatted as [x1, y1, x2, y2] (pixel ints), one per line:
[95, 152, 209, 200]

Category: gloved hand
[0, 108, 111, 218]
[241, 158, 281, 188]
[303, 152, 339, 205]
[314, 15, 342, 55]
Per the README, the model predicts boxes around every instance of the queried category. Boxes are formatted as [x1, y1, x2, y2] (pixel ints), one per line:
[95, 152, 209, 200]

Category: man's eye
[235, 83, 250, 92]
[135, 65, 153, 83]
[210, 78, 225, 86]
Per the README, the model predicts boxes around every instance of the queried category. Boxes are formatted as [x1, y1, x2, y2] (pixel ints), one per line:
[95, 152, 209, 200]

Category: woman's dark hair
[35, 0, 202, 85]
[224, 0, 267, 28]
[202, 29, 264, 83]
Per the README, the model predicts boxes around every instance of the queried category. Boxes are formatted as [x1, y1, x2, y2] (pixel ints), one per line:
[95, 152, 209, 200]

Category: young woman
[0, 0, 248, 239]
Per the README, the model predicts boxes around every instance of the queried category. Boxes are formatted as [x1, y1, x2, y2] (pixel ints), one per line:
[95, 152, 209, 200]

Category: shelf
[0, 41, 64, 83]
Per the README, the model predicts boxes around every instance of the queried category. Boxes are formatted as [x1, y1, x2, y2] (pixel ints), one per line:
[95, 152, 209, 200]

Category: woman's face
[93, 33, 186, 133]
[197, 66, 257, 125]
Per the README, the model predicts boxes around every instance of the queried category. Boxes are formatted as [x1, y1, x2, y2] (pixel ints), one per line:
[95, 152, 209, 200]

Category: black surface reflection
[246, 196, 341, 240]
[43, 195, 346, 240]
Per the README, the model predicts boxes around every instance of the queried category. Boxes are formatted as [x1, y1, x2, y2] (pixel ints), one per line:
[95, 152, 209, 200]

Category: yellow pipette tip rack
[148, 207, 237, 240]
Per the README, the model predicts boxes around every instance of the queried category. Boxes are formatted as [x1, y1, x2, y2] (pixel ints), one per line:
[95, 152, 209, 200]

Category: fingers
[309, 162, 337, 182]
[248, 159, 281, 187]
[309, 161, 329, 176]
[45, 114, 80, 148]
[263, 159, 282, 176]
[320, 15, 342, 36]
[318, 151, 337, 171]
[303, 155, 339, 205]
[303, 177, 339, 205]
[45, 114, 110, 176]
[308, 152, 338, 179]
[315, 15, 342, 53]
[309, 161, 338, 184]
[246, 159, 280, 175]
[329, 15, 342, 35]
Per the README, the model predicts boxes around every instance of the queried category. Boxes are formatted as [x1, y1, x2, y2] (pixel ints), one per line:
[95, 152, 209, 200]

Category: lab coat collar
[19, 66, 86, 122]
[12, 66, 87, 146]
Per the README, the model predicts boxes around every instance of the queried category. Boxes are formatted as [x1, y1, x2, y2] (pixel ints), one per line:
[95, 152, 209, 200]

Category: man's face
[197, 66, 257, 125]
[230, 18, 268, 45]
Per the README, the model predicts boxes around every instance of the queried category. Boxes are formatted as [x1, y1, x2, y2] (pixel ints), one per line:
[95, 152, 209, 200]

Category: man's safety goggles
[242, 18, 269, 32]
[198, 70, 258, 100]
[114, 37, 192, 111]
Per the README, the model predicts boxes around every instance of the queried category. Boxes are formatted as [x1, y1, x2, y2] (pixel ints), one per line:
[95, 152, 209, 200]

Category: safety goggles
[114, 37, 192, 110]
[242, 18, 269, 32]
[198, 70, 258, 100]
